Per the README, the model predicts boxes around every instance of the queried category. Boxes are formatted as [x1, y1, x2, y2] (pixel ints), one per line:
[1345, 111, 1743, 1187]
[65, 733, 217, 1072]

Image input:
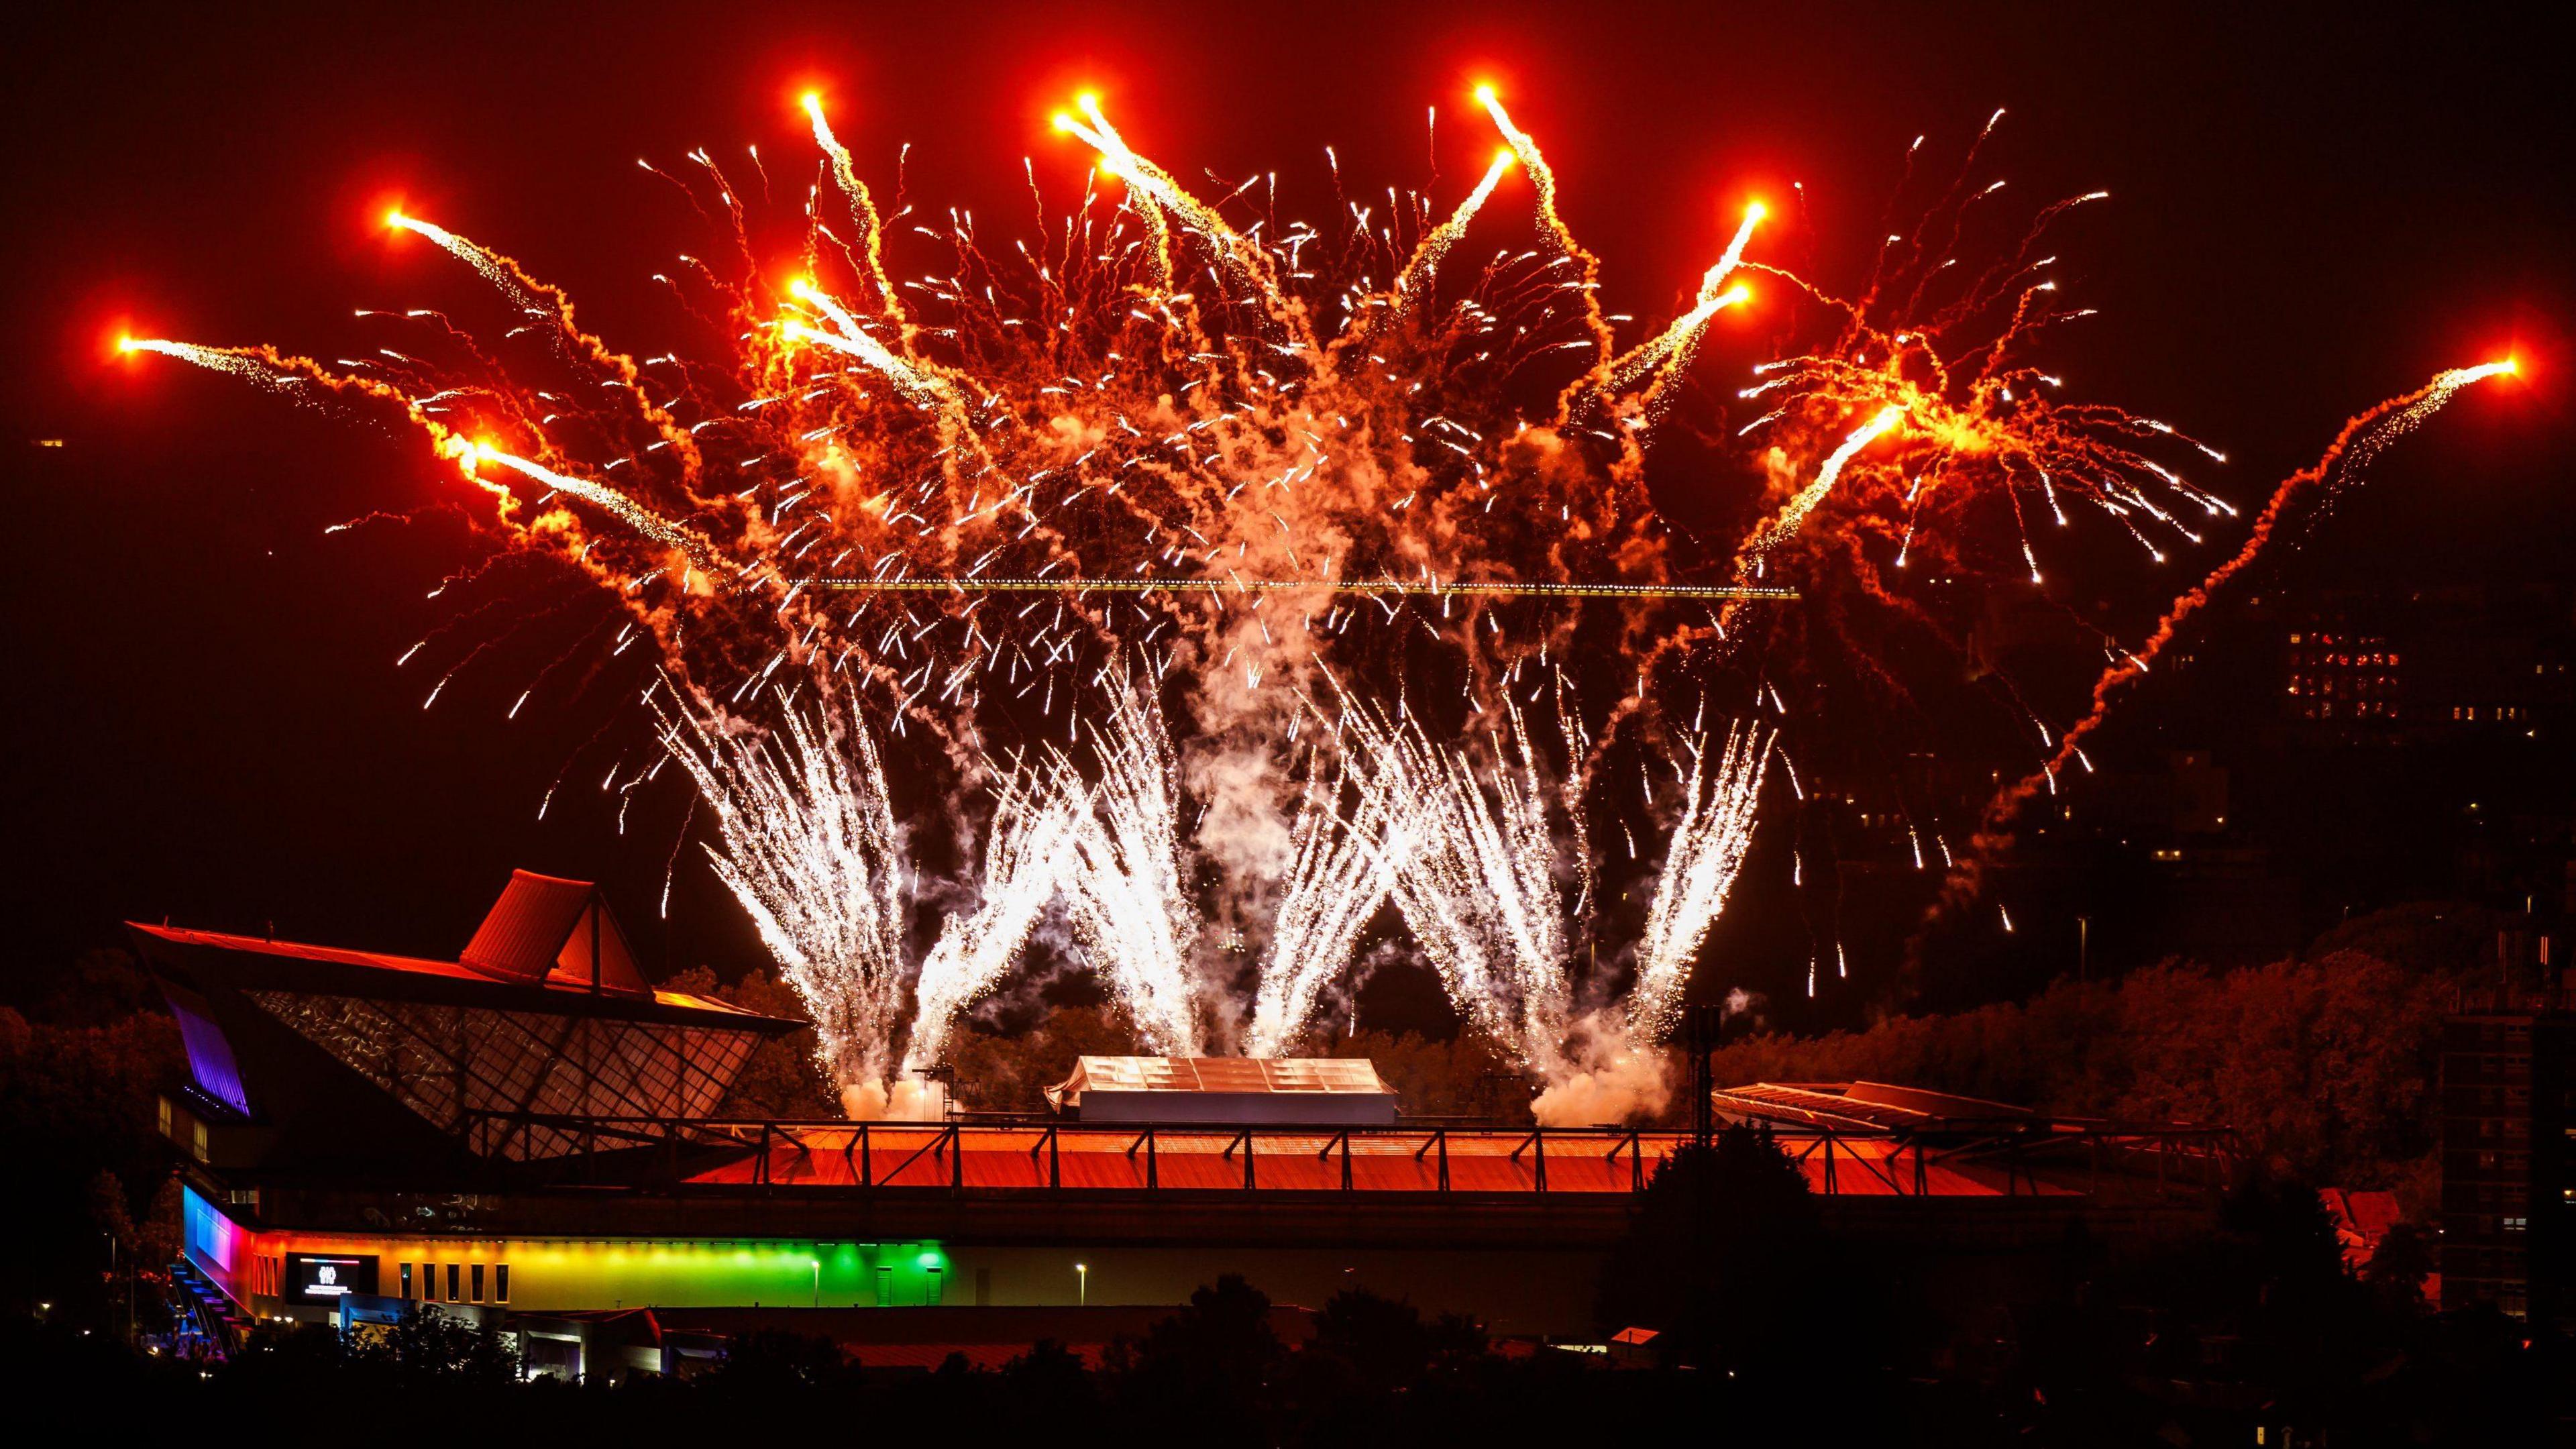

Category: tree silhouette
[1109, 1273, 1281, 1440]
[1595, 1124, 1827, 1374]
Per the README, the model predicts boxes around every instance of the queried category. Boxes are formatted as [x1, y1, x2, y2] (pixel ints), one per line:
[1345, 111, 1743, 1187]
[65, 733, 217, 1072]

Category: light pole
[1075, 1263, 1087, 1305]
[106, 1230, 131, 1346]
[811, 1258, 820, 1309]
[2076, 916, 2090, 983]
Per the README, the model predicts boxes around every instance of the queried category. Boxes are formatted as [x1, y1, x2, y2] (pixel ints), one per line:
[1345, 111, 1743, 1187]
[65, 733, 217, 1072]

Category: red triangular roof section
[460, 870, 649, 996]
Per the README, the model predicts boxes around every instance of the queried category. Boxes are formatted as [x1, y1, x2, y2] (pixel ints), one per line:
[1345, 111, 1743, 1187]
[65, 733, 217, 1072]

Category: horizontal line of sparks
[786, 578, 1800, 600]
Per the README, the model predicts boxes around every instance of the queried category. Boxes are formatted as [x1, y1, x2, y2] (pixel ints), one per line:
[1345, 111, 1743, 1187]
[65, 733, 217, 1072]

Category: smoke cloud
[1530, 1010, 1672, 1126]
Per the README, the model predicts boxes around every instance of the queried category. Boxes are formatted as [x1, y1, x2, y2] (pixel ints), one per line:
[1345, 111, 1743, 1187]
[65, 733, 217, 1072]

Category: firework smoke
[1529, 1012, 1674, 1126]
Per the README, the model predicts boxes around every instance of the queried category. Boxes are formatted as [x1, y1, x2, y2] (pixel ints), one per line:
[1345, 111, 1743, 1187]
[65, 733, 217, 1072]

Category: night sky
[3, 3, 2568, 1020]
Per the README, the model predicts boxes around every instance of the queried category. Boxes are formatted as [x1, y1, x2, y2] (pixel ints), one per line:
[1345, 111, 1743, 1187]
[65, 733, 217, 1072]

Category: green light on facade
[185, 1190, 955, 1313]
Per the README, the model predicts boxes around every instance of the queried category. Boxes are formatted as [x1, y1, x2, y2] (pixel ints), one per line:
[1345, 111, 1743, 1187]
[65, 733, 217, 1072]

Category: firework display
[120, 80, 2513, 1123]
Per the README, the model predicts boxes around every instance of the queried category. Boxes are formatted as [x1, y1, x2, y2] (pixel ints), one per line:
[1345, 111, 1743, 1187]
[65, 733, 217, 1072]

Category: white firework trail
[1360, 696, 1576, 1077]
[656, 688, 909, 1096]
[1244, 723, 1413, 1057]
[1061, 679, 1204, 1056]
[902, 758, 1086, 1072]
[1627, 721, 1772, 1040]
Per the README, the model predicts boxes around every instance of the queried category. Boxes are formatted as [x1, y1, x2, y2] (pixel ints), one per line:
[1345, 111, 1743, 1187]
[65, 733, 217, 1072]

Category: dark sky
[2, 2, 2568, 1002]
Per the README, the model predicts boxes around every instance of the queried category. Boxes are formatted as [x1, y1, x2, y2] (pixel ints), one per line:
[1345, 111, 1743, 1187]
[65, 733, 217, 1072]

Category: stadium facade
[137, 871, 2240, 1362]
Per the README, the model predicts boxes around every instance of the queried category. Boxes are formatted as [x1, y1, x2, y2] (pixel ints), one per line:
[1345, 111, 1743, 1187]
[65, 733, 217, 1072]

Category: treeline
[1708, 902, 2508, 1208]
[1710, 953, 2453, 1195]
[0, 950, 184, 1324]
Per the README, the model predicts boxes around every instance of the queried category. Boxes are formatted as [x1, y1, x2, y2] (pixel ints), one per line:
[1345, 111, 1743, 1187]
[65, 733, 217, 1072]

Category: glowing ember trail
[1955, 359, 2521, 881]
[1750, 404, 1908, 555]
[1607, 201, 1764, 393]
[472, 443, 712, 560]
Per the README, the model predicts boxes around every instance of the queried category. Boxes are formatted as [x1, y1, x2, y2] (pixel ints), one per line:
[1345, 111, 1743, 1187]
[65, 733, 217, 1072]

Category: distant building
[2440, 985, 2576, 1327]
[2398, 587, 2572, 736]
[2286, 619, 2402, 727]
[2065, 750, 2233, 839]
[2276, 586, 2575, 743]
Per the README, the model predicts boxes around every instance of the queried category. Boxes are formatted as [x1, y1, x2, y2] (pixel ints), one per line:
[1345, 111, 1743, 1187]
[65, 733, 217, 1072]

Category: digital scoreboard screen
[283, 1252, 378, 1305]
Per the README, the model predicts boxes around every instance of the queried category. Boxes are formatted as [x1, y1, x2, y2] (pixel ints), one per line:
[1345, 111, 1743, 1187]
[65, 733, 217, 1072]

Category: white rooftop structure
[1046, 1056, 1398, 1125]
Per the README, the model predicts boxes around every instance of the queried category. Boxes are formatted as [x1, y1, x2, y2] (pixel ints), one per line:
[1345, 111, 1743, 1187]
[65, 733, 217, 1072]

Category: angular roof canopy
[461, 869, 649, 996]
[129, 871, 803, 1161]
[128, 870, 795, 1028]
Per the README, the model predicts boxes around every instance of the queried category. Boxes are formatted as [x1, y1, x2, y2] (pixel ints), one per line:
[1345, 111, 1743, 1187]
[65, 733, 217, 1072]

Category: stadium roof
[1046, 1057, 1398, 1124]
[1048, 1056, 1392, 1106]
[129, 869, 788, 1028]
[460, 869, 651, 996]
[1709, 1081, 2042, 1134]
[131, 873, 802, 1161]
[129, 922, 775, 1024]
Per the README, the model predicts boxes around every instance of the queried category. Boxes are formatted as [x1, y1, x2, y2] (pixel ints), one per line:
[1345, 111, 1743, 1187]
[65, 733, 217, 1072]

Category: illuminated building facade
[2285, 623, 2400, 725]
[180, 1188, 955, 1313]
[2276, 588, 2574, 740]
[142, 873, 2243, 1354]
[2440, 987, 2576, 1328]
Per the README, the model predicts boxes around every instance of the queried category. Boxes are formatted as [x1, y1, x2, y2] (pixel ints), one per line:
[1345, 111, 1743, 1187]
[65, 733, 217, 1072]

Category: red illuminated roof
[127, 921, 788, 1028]
[1709, 1081, 2043, 1134]
[129, 868, 795, 1028]
[1048, 1056, 1391, 1106]
[462, 869, 653, 996]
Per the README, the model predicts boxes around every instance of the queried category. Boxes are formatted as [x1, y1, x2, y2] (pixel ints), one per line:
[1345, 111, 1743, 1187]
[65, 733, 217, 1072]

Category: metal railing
[454, 1110, 2240, 1203]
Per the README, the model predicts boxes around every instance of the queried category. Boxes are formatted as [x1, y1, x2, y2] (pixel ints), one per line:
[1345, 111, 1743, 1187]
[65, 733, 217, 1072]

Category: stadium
[138, 871, 2238, 1377]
